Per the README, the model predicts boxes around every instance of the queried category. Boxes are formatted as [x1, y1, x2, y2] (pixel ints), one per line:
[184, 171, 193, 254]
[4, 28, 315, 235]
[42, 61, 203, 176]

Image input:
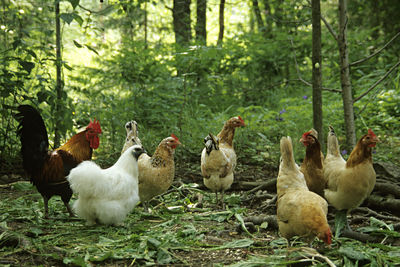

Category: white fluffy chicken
[277, 136, 332, 245]
[201, 116, 245, 208]
[67, 145, 144, 226]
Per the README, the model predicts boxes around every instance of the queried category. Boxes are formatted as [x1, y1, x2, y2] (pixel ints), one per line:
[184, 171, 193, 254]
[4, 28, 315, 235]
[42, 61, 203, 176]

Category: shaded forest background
[1, 0, 399, 172]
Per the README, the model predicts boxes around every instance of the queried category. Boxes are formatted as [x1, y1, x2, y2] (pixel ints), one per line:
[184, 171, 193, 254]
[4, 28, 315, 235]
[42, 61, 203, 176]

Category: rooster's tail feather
[14, 105, 49, 178]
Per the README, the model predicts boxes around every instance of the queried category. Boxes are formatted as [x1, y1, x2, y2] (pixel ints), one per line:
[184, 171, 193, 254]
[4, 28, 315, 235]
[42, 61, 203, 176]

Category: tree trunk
[144, 1, 148, 48]
[338, 0, 356, 148]
[252, 0, 265, 32]
[262, 0, 272, 35]
[54, 0, 63, 148]
[311, 0, 323, 148]
[195, 0, 207, 44]
[173, 0, 191, 46]
[217, 0, 225, 45]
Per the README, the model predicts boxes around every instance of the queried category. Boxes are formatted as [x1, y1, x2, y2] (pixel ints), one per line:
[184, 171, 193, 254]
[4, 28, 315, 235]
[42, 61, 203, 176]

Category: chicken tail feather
[121, 120, 143, 154]
[14, 105, 49, 179]
[327, 125, 340, 157]
[279, 136, 297, 171]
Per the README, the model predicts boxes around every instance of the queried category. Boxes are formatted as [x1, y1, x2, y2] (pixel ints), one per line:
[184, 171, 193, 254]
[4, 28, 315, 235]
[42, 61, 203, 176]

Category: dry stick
[350, 31, 400, 66]
[353, 207, 400, 222]
[373, 182, 400, 199]
[340, 229, 380, 243]
[321, 14, 338, 41]
[289, 38, 341, 93]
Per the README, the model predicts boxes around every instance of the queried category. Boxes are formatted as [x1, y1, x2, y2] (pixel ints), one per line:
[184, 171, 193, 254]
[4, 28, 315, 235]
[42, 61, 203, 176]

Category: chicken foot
[63, 201, 75, 217]
[215, 191, 226, 210]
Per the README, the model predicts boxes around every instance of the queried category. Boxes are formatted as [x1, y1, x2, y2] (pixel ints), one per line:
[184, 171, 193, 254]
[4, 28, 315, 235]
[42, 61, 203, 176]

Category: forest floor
[0, 161, 400, 266]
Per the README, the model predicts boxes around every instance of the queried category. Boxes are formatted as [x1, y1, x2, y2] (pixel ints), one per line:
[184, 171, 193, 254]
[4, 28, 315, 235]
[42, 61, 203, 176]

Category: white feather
[68, 145, 142, 225]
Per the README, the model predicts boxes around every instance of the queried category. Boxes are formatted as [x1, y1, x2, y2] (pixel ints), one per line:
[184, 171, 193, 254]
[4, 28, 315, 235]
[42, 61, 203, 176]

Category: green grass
[0, 182, 399, 266]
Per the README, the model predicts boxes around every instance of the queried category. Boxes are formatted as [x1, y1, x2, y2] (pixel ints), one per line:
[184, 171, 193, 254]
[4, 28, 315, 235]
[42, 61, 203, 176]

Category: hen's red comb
[238, 116, 244, 123]
[171, 133, 179, 141]
[368, 129, 376, 137]
[302, 130, 312, 139]
[87, 118, 102, 133]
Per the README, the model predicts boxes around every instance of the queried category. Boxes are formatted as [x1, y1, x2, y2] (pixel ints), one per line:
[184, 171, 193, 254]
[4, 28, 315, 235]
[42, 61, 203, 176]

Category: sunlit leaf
[67, 0, 80, 9]
[60, 13, 74, 24]
[73, 40, 83, 48]
[18, 60, 35, 74]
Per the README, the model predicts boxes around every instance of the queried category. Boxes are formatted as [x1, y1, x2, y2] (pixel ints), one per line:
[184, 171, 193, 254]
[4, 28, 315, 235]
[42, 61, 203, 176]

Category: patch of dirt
[1, 162, 400, 266]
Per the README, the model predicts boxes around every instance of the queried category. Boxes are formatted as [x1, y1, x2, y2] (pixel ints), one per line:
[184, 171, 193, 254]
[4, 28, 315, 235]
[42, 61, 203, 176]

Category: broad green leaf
[18, 60, 35, 74]
[72, 13, 83, 26]
[339, 246, 369, 261]
[215, 239, 254, 250]
[67, 0, 80, 9]
[11, 182, 34, 191]
[60, 13, 74, 24]
[157, 248, 172, 264]
[89, 251, 113, 262]
[334, 210, 347, 238]
[370, 217, 393, 231]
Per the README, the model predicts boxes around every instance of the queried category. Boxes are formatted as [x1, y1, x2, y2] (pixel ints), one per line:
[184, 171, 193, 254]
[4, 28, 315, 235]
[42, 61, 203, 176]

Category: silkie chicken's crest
[87, 118, 102, 134]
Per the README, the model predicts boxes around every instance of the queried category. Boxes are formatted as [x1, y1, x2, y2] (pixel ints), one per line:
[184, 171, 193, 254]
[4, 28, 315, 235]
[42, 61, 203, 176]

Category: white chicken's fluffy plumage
[68, 145, 144, 225]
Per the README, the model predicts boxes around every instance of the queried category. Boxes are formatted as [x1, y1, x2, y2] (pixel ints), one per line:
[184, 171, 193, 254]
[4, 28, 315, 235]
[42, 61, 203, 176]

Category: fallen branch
[373, 182, 400, 198]
[352, 207, 400, 222]
[365, 195, 400, 215]
[233, 178, 277, 192]
[340, 229, 380, 243]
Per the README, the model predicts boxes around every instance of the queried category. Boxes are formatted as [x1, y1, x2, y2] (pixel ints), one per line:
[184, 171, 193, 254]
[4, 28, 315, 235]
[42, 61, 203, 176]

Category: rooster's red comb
[368, 129, 376, 137]
[238, 116, 244, 123]
[171, 133, 179, 141]
[87, 118, 102, 133]
[302, 130, 313, 139]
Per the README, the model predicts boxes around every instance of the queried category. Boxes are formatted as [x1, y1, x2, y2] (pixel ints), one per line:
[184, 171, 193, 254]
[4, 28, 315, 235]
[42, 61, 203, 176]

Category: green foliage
[1, 182, 399, 266]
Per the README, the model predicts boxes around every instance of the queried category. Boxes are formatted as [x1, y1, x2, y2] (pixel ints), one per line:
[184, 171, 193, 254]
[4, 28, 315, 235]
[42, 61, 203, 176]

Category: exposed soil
[1, 161, 399, 266]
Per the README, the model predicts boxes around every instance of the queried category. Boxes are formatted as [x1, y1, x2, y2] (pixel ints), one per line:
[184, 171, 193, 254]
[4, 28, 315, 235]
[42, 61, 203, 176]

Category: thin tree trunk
[196, 0, 207, 44]
[173, 0, 191, 46]
[144, 1, 148, 48]
[54, 0, 63, 148]
[262, 0, 272, 35]
[312, 0, 323, 148]
[217, 0, 225, 45]
[252, 0, 265, 32]
[338, 0, 356, 148]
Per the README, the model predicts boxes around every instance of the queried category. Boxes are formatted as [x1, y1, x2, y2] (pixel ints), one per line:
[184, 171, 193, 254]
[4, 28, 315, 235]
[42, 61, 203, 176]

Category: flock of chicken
[15, 104, 379, 245]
